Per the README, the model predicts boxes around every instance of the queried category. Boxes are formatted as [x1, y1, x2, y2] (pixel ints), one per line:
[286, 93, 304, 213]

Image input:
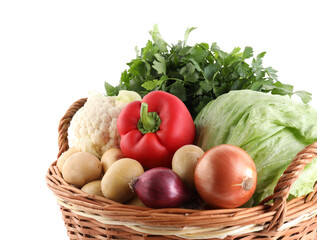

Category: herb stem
[166, 77, 184, 82]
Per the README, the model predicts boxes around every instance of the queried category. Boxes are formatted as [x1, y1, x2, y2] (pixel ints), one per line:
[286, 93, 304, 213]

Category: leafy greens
[105, 25, 311, 118]
[195, 90, 317, 206]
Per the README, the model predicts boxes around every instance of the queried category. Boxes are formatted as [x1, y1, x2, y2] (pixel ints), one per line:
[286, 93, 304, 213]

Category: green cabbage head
[195, 90, 317, 206]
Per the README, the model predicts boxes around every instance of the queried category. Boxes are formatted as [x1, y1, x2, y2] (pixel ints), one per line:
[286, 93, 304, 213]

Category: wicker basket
[46, 98, 317, 240]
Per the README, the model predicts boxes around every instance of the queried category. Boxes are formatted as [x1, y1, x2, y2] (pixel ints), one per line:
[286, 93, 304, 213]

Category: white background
[1, 1, 317, 239]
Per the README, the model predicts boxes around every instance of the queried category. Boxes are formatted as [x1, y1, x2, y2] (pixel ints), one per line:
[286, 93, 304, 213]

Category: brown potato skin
[101, 148, 125, 174]
[101, 158, 144, 203]
[172, 145, 204, 190]
[81, 180, 103, 197]
[62, 152, 102, 188]
[57, 146, 78, 173]
[126, 196, 147, 207]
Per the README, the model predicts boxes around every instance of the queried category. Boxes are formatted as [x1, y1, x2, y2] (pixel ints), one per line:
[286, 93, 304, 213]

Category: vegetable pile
[57, 25, 317, 210]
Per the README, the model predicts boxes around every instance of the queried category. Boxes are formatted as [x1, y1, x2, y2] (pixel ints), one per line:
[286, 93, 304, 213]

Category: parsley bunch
[105, 25, 311, 118]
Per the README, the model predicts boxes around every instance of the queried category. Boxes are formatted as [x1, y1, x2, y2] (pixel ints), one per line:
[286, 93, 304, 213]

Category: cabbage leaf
[195, 90, 317, 206]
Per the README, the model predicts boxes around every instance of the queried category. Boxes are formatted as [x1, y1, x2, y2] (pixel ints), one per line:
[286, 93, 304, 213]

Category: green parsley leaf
[149, 24, 168, 52]
[104, 81, 118, 96]
[200, 81, 213, 92]
[236, 62, 249, 78]
[231, 47, 241, 55]
[170, 81, 187, 101]
[243, 46, 254, 59]
[271, 81, 294, 96]
[204, 64, 220, 81]
[294, 91, 312, 104]
[152, 53, 166, 74]
[184, 27, 197, 46]
[142, 80, 159, 91]
[106, 25, 312, 118]
[265, 67, 278, 81]
[142, 78, 165, 91]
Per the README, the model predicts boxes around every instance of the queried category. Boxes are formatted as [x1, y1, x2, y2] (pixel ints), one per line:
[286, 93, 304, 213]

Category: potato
[172, 145, 204, 190]
[101, 158, 144, 203]
[62, 152, 102, 188]
[57, 146, 78, 173]
[101, 148, 125, 173]
[126, 196, 146, 207]
[81, 180, 103, 197]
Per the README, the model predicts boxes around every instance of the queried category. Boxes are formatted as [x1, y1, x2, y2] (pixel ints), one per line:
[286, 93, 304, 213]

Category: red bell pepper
[117, 91, 195, 169]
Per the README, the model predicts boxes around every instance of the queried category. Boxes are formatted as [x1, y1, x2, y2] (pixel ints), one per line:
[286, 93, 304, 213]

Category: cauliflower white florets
[70, 90, 141, 158]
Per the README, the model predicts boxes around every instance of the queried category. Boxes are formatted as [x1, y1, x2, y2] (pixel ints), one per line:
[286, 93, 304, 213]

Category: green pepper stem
[140, 103, 156, 131]
[137, 102, 161, 134]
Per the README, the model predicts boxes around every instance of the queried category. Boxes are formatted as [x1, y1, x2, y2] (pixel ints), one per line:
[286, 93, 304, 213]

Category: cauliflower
[70, 90, 141, 158]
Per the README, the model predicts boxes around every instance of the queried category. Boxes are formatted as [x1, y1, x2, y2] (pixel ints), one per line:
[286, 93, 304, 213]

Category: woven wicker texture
[46, 98, 317, 240]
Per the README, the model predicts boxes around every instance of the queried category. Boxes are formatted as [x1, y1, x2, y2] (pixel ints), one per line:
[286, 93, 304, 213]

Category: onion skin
[130, 167, 190, 208]
[194, 144, 257, 209]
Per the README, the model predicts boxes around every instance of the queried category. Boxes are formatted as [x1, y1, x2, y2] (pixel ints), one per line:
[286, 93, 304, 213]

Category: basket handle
[57, 98, 87, 158]
[260, 141, 317, 232]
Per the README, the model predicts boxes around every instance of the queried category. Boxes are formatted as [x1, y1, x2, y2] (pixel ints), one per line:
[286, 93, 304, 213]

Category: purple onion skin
[131, 167, 190, 208]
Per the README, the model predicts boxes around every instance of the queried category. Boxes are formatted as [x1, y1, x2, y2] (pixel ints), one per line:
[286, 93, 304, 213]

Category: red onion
[129, 167, 190, 208]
